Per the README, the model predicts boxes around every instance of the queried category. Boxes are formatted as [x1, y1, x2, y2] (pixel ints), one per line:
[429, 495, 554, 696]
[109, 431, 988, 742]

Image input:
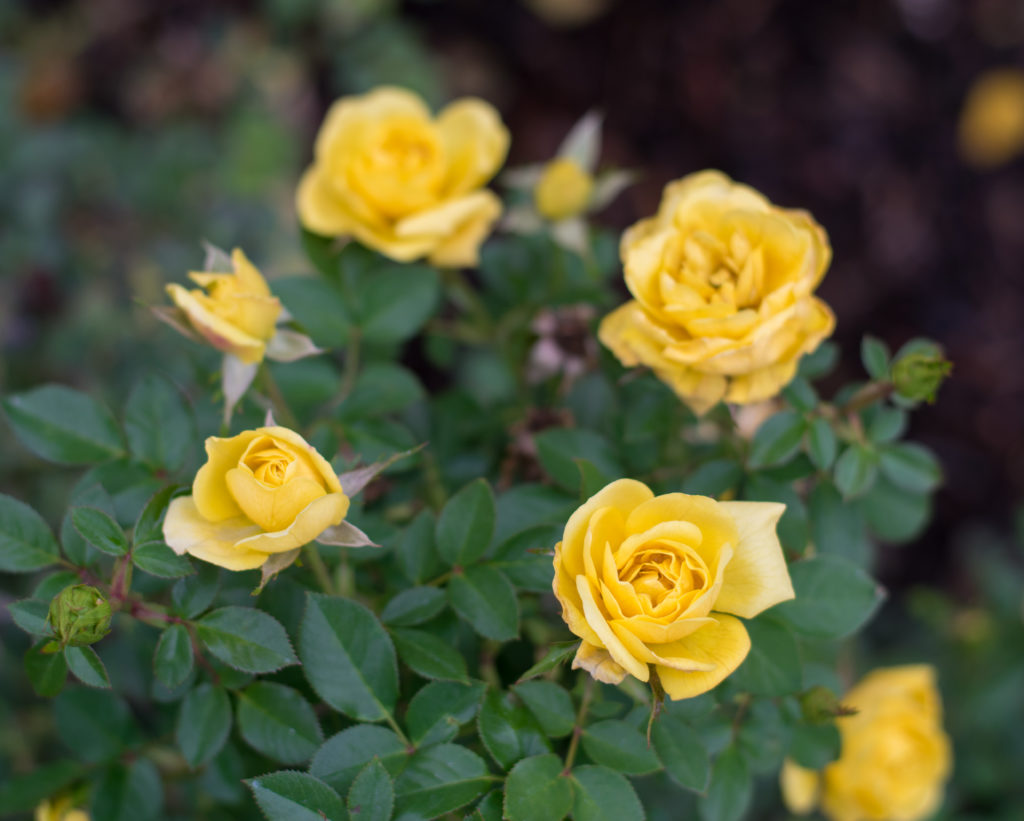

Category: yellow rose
[958, 68, 1024, 168]
[535, 157, 595, 221]
[163, 426, 350, 571]
[781, 665, 952, 821]
[35, 797, 89, 821]
[552, 478, 794, 699]
[599, 170, 835, 414]
[166, 248, 281, 365]
[296, 86, 509, 267]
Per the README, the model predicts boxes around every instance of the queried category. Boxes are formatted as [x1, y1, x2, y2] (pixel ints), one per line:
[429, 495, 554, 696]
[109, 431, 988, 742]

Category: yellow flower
[35, 797, 89, 821]
[165, 248, 281, 365]
[296, 86, 509, 267]
[599, 170, 835, 415]
[535, 157, 595, 221]
[781, 665, 952, 821]
[552, 478, 794, 700]
[163, 426, 350, 571]
[958, 68, 1024, 168]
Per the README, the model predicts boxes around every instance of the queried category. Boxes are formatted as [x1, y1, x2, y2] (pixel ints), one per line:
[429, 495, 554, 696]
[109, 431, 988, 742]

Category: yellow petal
[559, 479, 653, 579]
[193, 431, 263, 521]
[427, 191, 503, 268]
[576, 574, 649, 682]
[714, 501, 794, 618]
[231, 248, 272, 296]
[436, 98, 510, 196]
[315, 86, 431, 162]
[654, 614, 751, 699]
[608, 621, 716, 673]
[623, 493, 738, 568]
[165, 284, 265, 363]
[225, 468, 327, 532]
[780, 759, 820, 815]
[162, 496, 267, 571]
[571, 641, 627, 685]
[296, 166, 356, 237]
[254, 426, 343, 492]
[235, 492, 350, 554]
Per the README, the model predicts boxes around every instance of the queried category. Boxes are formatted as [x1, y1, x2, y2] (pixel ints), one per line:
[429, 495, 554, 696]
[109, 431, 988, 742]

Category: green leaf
[860, 477, 930, 543]
[392, 627, 469, 683]
[406, 680, 486, 747]
[123, 373, 195, 471]
[153, 623, 194, 689]
[381, 586, 447, 627]
[172, 563, 220, 618]
[8, 598, 52, 636]
[61, 510, 97, 566]
[311, 726, 407, 796]
[582, 720, 661, 775]
[247, 770, 348, 821]
[196, 606, 296, 673]
[651, 714, 710, 793]
[517, 641, 579, 683]
[177, 683, 232, 767]
[0, 760, 84, 814]
[682, 459, 743, 497]
[393, 743, 491, 821]
[748, 411, 807, 469]
[237, 682, 323, 765]
[730, 617, 802, 697]
[357, 263, 441, 345]
[300, 593, 398, 722]
[348, 759, 395, 821]
[71, 506, 129, 557]
[275, 276, 353, 349]
[512, 681, 575, 738]
[698, 746, 751, 821]
[90, 760, 162, 821]
[860, 336, 891, 380]
[470, 789, 504, 821]
[25, 641, 68, 697]
[65, 645, 111, 689]
[3, 384, 125, 464]
[789, 721, 841, 769]
[504, 754, 573, 821]
[878, 443, 942, 493]
[55, 688, 139, 761]
[535, 429, 622, 491]
[570, 765, 644, 821]
[340, 363, 424, 421]
[448, 565, 519, 641]
[396, 510, 442, 585]
[491, 524, 559, 593]
[0, 494, 61, 572]
[866, 406, 907, 443]
[132, 540, 194, 578]
[436, 479, 496, 567]
[477, 687, 551, 770]
[798, 342, 839, 380]
[134, 485, 179, 545]
[833, 444, 878, 499]
[775, 556, 885, 640]
[809, 482, 870, 566]
[806, 417, 837, 471]
[783, 378, 818, 411]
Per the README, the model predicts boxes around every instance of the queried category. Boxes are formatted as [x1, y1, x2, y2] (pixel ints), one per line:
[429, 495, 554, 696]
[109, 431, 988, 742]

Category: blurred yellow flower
[297, 86, 509, 267]
[781, 665, 952, 821]
[552, 478, 793, 699]
[535, 157, 595, 220]
[599, 170, 834, 414]
[163, 426, 350, 571]
[958, 68, 1024, 168]
[165, 247, 281, 365]
[35, 797, 89, 821]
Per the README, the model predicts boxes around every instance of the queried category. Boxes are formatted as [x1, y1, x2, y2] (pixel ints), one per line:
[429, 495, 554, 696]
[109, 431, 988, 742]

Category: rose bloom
[296, 86, 509, 267]
[552, 478, 794, 699]
[599, 170, 835, 414]
[165, 248, 281, 365]
[958, 68, 1024, 168]
[163, 426, 349, 571]
[781, 665, 952, 821]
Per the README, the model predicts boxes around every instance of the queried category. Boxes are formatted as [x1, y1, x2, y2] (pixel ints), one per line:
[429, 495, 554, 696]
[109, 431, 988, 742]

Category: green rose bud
[891, 347, 952, 403]
[47, 584, 112, 648]
[799, 685, 857, 725]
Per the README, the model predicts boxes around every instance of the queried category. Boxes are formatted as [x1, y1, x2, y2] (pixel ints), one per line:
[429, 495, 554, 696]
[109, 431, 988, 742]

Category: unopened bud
[891, 347, 952, 404]
[799, 685, 856, 725]
[47, 584, 112, 648]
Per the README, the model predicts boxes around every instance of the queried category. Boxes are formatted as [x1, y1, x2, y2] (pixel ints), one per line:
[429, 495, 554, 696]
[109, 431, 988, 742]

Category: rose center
[620, 546, 709, 610]
[241, 437, 298, 488]
[660, 227, 763, 310]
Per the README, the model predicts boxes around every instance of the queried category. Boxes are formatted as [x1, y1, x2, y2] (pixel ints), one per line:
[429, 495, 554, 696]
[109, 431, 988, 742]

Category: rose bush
[600, 170, 835, 414]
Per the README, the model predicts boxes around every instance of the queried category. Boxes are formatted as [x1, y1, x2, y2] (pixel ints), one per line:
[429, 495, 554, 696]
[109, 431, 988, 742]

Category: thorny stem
[562, 676, 595, 775]
[838, 380, 894, 416]
[303, 543, 336, 597]
[646, 667, 666, 746]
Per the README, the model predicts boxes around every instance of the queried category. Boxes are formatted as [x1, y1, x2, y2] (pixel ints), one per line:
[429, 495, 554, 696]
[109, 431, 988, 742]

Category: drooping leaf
[65, 645, 111, 689]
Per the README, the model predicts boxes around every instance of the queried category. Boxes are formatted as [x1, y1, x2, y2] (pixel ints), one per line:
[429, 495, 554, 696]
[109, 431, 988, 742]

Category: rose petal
[654, 614, 751, 700]
[162, 496, 266, 571]
[714, 501, 794, 618]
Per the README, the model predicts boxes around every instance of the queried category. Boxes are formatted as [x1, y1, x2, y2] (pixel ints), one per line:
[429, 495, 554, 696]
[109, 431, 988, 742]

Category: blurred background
[2, 0, 1023, 816]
